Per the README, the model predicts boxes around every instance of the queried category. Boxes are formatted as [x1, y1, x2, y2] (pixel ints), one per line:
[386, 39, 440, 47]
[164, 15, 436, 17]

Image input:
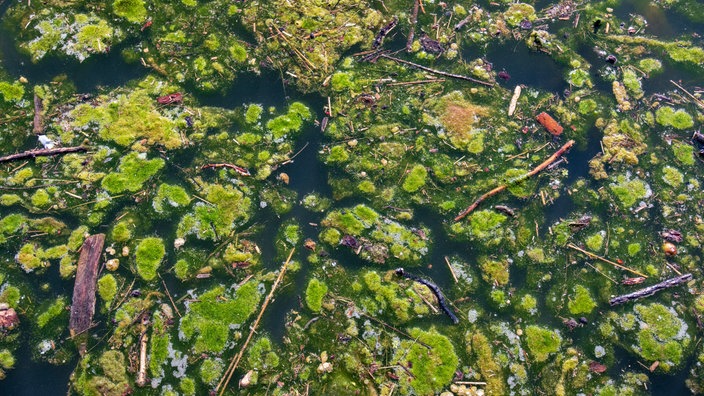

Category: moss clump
[179, 282, 261, 353]
[609, 176, 650, 208]
[36, 298, 66, 328]
[568, 285, 597, 315]
[111, 220, 132, 243]
[97, 274, 118, 309]
[149, 315, 170, 377]
[101, 152, 165, 194]
[135, 237, 165, 281]
[662, 166, 684, 188]
[393, 328, 458, 395]
[504, 3, 536, 26]
[656, 106, 694, 130]
[469, 332, 506, 394]
[0, 349, 15, 370]
[585, 232, 604, 251]
[30, 189, 52, 208]
[177, 183, 251, 241]
[622, 69, 644, 99]
[578, 98, 598, 115]
[200, 358, 224, 385]
[81, 350, 130, 396]
[568, 69, 591, 88]
[468, 210, 508, 239]
[153, 183, 190, 214]
[402, 165, 427, 193]
[112, 0, 147, 23]
[520, 294, 538, 314]
[247, 337, 279, 370]
[70, 89, 180, 149]
[633, 303, 689, 368]
[16, 243, 45, 272]
[479, 257, 509, 286]
[0, 81, 25, 102]
[525, 325, 562, 362]
[305, 278, 328, 312]
[266, 102, 311, 139]
[245, 104, 263, 124]
[0, 214, 27, 243]
[672, 142, 695, 166]
[639, 58, 663, 74]
[0, 286, 21, 307]
[326, 145, 350, 163]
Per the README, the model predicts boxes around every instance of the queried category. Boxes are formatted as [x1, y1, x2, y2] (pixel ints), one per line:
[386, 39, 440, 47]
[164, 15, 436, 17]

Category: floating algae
[0, 0, 703, 394]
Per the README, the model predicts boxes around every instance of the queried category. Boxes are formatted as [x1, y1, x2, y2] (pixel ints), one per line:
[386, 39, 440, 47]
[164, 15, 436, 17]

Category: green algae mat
[1, 0, 703, 395]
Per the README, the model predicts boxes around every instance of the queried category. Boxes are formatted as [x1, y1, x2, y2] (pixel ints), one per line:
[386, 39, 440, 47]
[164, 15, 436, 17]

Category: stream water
[0, 0, 701, 395]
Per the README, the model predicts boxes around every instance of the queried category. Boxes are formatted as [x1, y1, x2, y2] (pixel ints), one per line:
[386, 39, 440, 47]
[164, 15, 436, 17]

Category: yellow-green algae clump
[179, 281, 261, 353]
[392, 328, 458, 395]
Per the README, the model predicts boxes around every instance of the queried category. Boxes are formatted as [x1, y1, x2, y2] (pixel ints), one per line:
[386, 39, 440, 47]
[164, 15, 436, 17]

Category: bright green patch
[402, 165, 427, 193]
[568, 285, 597, 315]
[135, 237, 165, 281]
[393, 328, 458, 395]
[525, 325, 562, 362]
[305, 278, 328, 312]
[101, 152, 164, 194]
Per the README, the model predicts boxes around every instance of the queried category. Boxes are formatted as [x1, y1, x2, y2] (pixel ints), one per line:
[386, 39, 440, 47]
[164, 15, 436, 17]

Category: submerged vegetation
[0, 0, 703, 395]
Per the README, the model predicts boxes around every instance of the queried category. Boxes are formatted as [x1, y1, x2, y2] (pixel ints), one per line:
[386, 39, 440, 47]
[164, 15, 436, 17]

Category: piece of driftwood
[33, 93, 44, 134]
[0, 146, 87, 163]
[201, 162, 251, 176]
[454, 140, 575, 221]
[69, 234, 105, 338]
[608, 273, 692, 306]
[380, 54, 495, 87]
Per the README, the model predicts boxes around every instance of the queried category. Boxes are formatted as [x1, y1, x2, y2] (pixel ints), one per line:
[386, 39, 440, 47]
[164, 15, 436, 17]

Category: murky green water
[0, 0, 703, 395]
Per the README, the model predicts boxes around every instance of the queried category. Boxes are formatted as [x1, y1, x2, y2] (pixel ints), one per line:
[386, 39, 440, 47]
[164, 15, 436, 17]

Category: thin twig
[216, 248, 295, 395]
[380, 54, 494, 87]
[0, 146, 87, 163]
[670, 80, 704, 109]
[567, 243, 648, 278]
[444, 256, 458, 283]
[360, 312, 431, 349]
[159, 274, 182, 318]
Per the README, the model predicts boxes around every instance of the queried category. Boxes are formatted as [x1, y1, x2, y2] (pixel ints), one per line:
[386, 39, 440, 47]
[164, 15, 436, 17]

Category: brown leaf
[589, 361, 607, 373]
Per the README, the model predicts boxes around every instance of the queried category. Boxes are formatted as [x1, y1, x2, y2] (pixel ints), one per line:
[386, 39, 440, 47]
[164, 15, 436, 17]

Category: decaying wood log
[609, 273, 692, 306]
[536, 111, 563, 136]
[0, 146, 87, 164]
[33, 93, 44, 134]
[69, 234, 105, 338]
[454, 140, 575, 221]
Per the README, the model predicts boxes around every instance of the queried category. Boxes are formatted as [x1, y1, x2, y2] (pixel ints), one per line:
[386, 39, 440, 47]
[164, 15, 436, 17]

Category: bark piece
[609, 273, 692, 306]
[69, 234, 105, 337]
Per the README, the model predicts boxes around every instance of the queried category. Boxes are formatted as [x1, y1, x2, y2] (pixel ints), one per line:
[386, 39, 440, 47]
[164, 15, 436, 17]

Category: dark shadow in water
[481, 42, 569, 94]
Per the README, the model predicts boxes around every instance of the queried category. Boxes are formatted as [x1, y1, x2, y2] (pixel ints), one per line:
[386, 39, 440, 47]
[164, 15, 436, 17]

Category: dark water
[0, 1, 700, 394]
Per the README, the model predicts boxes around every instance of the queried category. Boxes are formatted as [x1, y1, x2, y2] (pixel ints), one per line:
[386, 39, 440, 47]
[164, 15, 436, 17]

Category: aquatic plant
[135, 237, 165, 281]
[525, 325, 562, 362]
[392, 328, 458, 395]
[305, 278, 328, 312]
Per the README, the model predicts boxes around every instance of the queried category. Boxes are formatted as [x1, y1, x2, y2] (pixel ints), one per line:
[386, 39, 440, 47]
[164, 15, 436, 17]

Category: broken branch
[0, 146, 88, 164]
[609, 273, 692, 306]
[455, 140, 574, 221]
[380, 54, 494, 87]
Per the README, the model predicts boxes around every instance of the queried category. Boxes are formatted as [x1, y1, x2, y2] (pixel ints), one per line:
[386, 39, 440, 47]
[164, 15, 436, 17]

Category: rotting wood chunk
[536, 111, 563, 136]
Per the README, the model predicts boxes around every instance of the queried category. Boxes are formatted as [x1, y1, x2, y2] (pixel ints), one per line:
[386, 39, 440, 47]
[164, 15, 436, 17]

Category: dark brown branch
[609, 273, 692, 306]
[69, 234, 106, 342]
[380, 54, 495, 87]
[33, 93, 44, 134]
[407, 0, 420, 52]
[454, 140, 575, 221]
[0, 146, 87, 164]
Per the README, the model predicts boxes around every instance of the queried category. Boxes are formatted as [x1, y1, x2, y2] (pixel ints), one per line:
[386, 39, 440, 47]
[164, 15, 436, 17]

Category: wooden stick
[380, 54, 494, 87]
[136, 330, 149, 387]
[0, 146, 87, 163]
[670, 80, 704, 109]
[444, 256, 458, 283]
[455, 381, 487, 386]
[455, 140, 574, 221]
[584, 261, 618, 284]
[609, 273, 692, 306]
[216, 248, 295, 396]
[407, 0, 420, 52]
[159, 274, 182, 318]
[567, 243, 648, 278]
